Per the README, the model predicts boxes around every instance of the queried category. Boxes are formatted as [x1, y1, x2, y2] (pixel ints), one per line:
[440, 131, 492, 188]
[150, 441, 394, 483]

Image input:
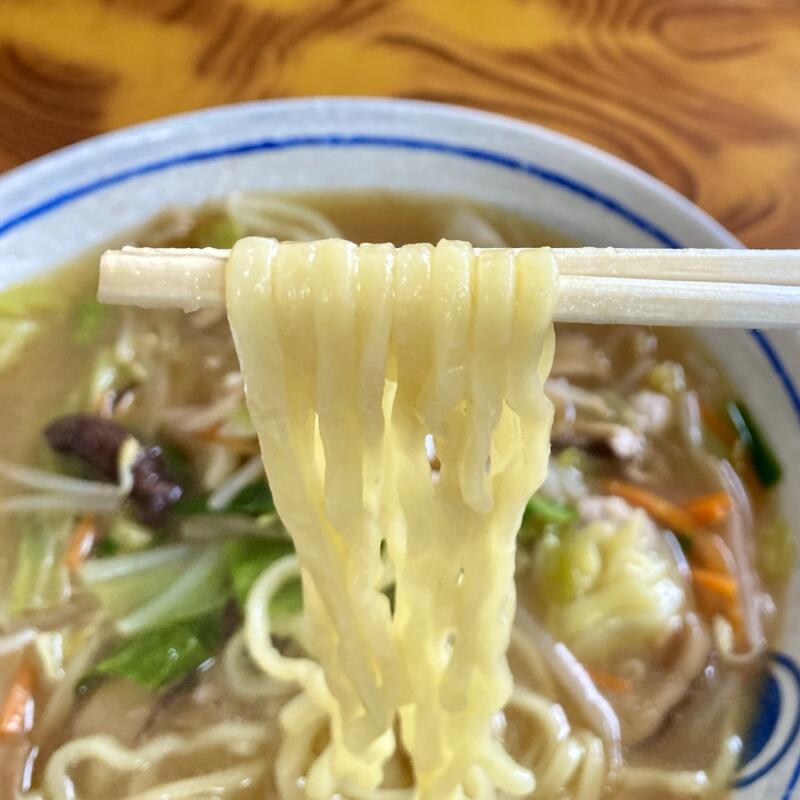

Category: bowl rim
[0, 96, 739, 247]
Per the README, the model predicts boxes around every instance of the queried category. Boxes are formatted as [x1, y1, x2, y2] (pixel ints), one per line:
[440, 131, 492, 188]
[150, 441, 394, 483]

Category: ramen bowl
[0, 97, 797, 798]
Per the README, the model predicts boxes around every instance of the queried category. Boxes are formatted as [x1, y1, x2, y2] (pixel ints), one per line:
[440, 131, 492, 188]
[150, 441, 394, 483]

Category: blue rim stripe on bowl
[735, 651, 800, 790]
[0, 134, 681, 246]
[0, 133, 797, 422]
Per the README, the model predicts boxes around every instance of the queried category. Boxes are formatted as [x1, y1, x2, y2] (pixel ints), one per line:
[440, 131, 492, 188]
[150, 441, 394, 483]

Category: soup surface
[0, 191, 790, 799]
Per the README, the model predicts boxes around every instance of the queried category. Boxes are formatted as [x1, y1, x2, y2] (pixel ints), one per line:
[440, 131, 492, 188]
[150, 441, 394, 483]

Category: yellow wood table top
[3, 0, 799, 247]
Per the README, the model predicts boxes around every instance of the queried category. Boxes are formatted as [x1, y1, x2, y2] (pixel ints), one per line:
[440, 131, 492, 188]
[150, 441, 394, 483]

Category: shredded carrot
[65, 514, 96, 572]
[681, 492, 732, 527]
[690, 533, 736, 574]
[601, 480, 698, 537]
[586, 667, 633, 694]
[688, 536, 745, 644]
[691, 568, 737, 603]
[0, 659, 35, 735]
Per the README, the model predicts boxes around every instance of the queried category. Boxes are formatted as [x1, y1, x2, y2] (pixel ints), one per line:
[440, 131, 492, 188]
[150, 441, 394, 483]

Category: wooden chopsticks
[98, 245, 800, 328]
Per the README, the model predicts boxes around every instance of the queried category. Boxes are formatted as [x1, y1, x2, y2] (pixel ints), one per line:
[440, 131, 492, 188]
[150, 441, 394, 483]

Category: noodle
[227, 238, 557, 799]
[41, 722, 270, 800]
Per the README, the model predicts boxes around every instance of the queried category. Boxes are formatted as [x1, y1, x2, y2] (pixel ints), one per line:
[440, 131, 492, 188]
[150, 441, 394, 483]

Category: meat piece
[629, 390, 672, 434]
[552, 420, 646, 460]
[578, 495, 635, 524]
[546, 378, 614, 419]
[44, 414, 183, 521]
[552, 333, 611, 380]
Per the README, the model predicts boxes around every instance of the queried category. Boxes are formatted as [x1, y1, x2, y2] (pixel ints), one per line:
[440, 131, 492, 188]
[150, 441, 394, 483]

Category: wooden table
[3, 0, 799, 247]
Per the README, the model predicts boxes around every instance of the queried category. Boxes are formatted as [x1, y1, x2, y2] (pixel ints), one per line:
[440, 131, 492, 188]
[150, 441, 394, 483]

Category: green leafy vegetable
[726, 401, 782, 488]
[0, 319, 41, 373]
[87, 613, 221, 689]
[9, 514, 71, 613]
[224, 536, 301, 614]
[174, 480, 274, 518]
[72, 298, 110, 345]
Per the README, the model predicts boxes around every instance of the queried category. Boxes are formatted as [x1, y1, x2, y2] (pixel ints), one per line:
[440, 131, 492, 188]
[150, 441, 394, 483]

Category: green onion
[520, 494, 578, 544]
[84, 613, 221, 690]
[525, 495, 578, 526]
[726, 401, 782, 488]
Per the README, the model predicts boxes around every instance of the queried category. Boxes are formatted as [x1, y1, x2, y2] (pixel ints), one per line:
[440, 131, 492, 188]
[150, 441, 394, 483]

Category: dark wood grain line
[0, 40, 117, 164]
[379, 30, 700, 196]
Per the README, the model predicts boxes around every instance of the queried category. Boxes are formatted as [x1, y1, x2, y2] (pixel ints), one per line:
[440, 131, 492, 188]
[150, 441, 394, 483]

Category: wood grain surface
[2, 0, 800, 247]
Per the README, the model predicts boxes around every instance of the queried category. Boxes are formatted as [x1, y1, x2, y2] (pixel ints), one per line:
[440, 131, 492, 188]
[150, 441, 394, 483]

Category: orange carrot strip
[602, 480, 698, 536]
[0, 660, 35, 736]
[691, 568, 737, 603]
[65, 514, 96, 572]
[586, 667, 633, 694]
[681, 492, 732, 527]
[690, 533, 736, 574]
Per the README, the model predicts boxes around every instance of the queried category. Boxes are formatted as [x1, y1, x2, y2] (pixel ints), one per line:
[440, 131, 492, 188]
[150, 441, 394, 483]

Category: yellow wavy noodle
[228, 238, 556, 799]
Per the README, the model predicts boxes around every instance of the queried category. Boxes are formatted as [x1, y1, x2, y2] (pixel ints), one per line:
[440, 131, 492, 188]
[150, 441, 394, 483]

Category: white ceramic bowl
[0, 97, 797, 798]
